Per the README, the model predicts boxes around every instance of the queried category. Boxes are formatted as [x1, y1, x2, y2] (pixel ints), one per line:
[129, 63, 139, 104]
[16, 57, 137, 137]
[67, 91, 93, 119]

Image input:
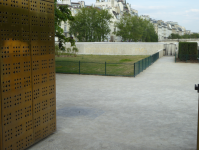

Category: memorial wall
[64, 42, 165, 56]
[0, 0, 56, 149]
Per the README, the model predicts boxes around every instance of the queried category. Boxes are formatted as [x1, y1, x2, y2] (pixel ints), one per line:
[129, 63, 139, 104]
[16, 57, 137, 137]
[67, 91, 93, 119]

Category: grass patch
[120, 59, 132, 62]
[56, 54, 149, 76]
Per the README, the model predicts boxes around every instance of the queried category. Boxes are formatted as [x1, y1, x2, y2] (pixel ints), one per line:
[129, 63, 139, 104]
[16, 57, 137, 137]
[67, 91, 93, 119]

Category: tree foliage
[168, 33, 199, 39]
[140, 20, 158, 42]
[54, 0, 75, 50]
[114, 14, 158, 42]
[69, 7, 113, 42]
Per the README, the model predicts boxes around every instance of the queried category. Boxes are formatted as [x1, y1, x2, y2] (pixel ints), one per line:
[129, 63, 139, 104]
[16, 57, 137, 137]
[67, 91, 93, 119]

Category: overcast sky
[77, 0, 199, 32]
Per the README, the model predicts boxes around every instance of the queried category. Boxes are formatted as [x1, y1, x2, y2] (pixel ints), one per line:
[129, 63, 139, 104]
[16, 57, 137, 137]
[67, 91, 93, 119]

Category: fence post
[150, 56, 152, 65]
[134, 63, 135, 77]
[139, 61, 140, 74]
[149, 56, 150, 66]
[142, 59, 143, 72]
[105, 62, 106, 76]
[145, 58, 147, 69]
[175, 53, 176, 63]
[79, 61, 80, 74]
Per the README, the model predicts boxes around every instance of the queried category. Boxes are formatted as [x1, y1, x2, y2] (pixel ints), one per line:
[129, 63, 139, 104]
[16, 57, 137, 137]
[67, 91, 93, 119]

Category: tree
[168, 33, 181, 39]
[168, 33, 199, 39]
[114, 14, 158, 42]
[140, 19, 158, 42]
[69, 7, 113, 42]
[114, 14, 142, 42]
[54, 0, 75, 50]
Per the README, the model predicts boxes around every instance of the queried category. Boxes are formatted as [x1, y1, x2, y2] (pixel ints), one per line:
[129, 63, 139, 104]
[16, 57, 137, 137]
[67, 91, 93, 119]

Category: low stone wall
[158, 49, 164, 58]
[64, 42, 165, 56]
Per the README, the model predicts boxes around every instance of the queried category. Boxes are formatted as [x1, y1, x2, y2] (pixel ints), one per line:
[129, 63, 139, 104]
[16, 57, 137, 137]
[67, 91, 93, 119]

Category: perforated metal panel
[0, 0, 56, 149]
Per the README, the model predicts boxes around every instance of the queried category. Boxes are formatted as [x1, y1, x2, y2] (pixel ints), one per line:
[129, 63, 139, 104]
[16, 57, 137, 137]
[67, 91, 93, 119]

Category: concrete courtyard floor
[29, 56, 199, 150]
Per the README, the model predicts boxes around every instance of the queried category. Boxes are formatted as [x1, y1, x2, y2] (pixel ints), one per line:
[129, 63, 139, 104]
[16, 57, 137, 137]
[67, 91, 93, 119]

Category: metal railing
[56, 61, 135, 77]
[134, 52, 159, 77]
[56, 52, 160, 77]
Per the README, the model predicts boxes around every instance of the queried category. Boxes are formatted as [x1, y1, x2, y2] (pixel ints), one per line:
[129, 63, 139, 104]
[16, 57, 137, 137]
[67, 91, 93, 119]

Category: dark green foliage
[178, 42, 198, 60]
[168, 33, 199, 39]
[114, 14, 158, 42]
[168, 33, 181, 39]
[54, 0, 75, 50]
[69, 7, 113, 42]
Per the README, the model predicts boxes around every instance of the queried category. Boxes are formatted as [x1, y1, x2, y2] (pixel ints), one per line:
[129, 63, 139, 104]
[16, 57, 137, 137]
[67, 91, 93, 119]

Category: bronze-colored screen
[0, 0, 56, 149]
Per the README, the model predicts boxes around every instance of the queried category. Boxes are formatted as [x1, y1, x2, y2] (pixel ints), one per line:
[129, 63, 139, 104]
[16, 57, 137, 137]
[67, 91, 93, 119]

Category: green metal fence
[134, 52, 159, 77]
[56, 52, 160, 77]
[56, 61, 135, 77]
[175, 54, 199, 63]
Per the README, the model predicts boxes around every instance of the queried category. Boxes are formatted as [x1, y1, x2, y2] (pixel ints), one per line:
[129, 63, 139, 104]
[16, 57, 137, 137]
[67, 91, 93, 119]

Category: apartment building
[57, 0, 192, 42]
[146, 18, 187, 41]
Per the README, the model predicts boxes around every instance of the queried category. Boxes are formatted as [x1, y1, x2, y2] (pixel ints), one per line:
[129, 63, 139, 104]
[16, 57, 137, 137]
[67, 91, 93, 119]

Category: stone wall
[64, 42, 165, 56]
[158, 49, 164, 58]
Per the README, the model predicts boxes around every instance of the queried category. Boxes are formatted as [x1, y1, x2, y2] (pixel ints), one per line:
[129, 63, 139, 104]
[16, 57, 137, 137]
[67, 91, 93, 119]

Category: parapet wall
[64, 42, 165, 56]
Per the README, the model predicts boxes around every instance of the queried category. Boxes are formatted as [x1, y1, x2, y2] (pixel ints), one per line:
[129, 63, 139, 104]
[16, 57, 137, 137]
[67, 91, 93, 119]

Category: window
[64, 25, 67, 32]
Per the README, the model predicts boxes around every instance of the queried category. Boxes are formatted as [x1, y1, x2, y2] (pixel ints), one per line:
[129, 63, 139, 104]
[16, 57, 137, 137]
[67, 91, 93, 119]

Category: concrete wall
[64, 42, 165, 56]
[158, 49, 164, 58]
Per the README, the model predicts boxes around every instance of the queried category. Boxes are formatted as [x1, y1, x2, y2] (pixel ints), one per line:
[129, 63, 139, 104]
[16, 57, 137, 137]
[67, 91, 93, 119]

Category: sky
[75, 0, 199, 32]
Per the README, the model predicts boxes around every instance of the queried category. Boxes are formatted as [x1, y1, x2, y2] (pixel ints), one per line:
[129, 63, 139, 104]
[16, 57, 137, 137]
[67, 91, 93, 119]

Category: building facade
[57, 0, 138, 42]
[57, 0, 194, 42]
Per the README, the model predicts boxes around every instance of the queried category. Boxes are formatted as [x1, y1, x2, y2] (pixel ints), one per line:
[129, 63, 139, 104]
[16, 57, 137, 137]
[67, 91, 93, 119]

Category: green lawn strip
[56, 55, 149, 76]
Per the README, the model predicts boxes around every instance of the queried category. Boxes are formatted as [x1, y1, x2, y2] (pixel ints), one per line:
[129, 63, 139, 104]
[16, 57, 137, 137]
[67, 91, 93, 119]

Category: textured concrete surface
[29, 57, 199, 150]
[64, 42, 164, 55]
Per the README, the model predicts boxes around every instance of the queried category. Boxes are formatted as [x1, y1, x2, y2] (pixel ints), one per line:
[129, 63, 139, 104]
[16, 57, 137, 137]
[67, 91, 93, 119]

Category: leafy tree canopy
[54, 0, 75, 50]
[114, 14, 158, 42]
[168, 33, 199, 39]
[69, 7, 113, 42]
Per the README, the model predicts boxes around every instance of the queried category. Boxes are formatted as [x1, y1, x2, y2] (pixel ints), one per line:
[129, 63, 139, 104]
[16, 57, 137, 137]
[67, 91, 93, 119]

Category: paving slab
[29, 56, 199, 150]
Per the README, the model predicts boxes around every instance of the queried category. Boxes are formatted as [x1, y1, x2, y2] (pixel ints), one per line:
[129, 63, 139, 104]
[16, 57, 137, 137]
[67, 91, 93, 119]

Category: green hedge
[178, 42, 198, 60]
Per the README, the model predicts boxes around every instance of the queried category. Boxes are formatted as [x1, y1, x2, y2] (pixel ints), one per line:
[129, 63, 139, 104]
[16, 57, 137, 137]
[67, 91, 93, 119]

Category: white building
[145, 16, 188, 41]
[140, 15, 150, 21]
[57, 0, 193, 42]
[95, 0, 138, 41]
[57, 0, 138, 42]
